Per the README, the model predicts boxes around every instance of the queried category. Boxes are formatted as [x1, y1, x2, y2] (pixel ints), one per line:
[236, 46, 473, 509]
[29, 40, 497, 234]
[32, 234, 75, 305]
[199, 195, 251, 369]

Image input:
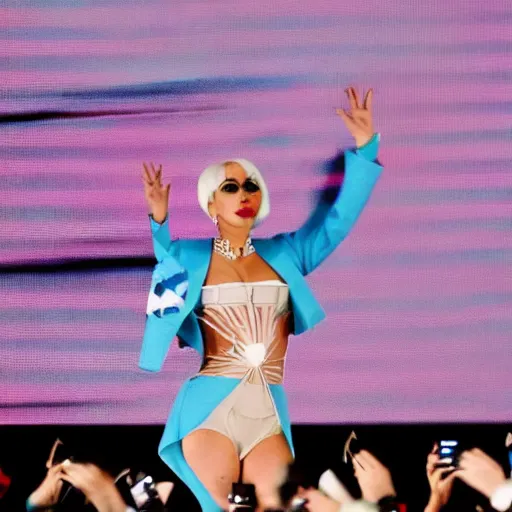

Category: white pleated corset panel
[194, 280, 290, 458]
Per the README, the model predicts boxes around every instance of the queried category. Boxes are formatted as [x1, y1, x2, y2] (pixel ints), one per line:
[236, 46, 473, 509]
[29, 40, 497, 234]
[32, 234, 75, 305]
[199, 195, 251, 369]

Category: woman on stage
[139, 87, 383, 511]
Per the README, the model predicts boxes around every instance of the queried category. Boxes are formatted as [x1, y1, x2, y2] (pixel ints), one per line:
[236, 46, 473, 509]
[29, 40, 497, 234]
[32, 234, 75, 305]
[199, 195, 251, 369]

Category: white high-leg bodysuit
[193, 280, 290, 459]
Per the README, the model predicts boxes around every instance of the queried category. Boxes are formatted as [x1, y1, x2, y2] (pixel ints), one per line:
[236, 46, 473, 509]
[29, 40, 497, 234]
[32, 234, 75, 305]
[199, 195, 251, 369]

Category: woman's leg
[182, 429, 240, 510]
[241, 433, 293, 510]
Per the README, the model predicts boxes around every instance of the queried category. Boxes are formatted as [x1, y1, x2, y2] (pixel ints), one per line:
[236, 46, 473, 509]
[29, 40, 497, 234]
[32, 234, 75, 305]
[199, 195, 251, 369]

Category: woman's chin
[226, 216, 255, 229]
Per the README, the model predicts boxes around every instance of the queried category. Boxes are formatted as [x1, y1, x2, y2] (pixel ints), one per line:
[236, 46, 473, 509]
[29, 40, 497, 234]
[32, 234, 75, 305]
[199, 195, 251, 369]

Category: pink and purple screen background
[1, 0, 511, 425]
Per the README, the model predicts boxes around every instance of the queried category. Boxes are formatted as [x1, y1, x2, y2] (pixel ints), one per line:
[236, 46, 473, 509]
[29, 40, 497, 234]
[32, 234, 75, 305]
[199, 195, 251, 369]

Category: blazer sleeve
[139, 314, 183, 372]
[138, 252, 188, 372]
[149, 213, 177, 261]
[139, 215, 185, 372]
[281, 133, 383, 276]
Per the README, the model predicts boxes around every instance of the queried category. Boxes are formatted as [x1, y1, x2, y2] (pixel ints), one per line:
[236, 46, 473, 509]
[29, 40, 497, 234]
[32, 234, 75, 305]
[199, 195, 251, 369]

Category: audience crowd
[0, 433, 511, 512]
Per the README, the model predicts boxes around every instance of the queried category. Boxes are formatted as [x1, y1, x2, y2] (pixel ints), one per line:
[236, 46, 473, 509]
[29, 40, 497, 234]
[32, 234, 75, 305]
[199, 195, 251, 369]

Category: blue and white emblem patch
[146, 258, 188, 318]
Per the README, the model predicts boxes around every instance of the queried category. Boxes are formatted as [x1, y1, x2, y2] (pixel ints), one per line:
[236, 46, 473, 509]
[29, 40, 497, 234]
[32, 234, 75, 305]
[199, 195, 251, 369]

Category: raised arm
[142, 162, 176, 261]
[281, 87, 383, 275]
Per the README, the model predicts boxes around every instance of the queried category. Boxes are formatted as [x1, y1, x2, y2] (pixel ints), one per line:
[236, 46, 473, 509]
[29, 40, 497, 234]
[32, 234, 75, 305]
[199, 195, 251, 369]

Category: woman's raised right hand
[142, 162, 170, 223]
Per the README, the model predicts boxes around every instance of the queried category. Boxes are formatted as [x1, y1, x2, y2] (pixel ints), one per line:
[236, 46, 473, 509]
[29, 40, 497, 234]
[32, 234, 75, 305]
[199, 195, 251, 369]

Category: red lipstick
[235, 207, 256, 218]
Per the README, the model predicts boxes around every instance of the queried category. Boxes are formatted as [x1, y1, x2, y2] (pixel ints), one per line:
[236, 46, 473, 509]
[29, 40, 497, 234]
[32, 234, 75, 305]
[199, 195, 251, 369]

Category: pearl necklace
[213, 237, 255, 261]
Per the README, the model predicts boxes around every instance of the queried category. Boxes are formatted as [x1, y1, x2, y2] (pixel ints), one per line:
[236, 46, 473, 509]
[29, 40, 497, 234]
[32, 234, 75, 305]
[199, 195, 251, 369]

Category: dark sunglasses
[219, 178, 260, 194]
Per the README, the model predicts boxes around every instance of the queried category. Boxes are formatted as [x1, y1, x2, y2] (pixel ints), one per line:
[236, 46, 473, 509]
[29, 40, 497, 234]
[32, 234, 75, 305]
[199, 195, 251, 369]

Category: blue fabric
[146, 258, 188, 318]
[26, 498, 37, 512]
[139, 137, 383, 509]
[158, 376, 292, 512]
[356, 132, 380, 161]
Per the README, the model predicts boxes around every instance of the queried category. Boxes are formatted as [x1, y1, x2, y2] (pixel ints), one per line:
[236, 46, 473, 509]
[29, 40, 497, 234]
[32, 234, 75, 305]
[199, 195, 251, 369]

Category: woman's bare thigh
[242, 433, 293, 509]
[182, 429, 240, 509]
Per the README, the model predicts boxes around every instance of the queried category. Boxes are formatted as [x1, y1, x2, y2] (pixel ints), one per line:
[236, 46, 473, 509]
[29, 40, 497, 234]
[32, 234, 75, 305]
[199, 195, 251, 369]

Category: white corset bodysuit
[193, 280, 290, 459]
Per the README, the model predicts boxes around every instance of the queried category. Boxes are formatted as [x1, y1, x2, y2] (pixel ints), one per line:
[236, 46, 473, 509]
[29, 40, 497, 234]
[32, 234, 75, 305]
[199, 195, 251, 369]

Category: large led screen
[1, 0, 511, 424]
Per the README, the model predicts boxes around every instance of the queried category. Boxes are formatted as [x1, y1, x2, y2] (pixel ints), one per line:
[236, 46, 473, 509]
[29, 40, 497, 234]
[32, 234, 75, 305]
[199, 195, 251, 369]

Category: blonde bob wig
[197, 158, 270, 227]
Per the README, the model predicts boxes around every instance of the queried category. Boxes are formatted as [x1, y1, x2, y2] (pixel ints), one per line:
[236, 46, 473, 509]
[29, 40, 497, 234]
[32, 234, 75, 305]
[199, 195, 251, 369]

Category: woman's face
[208, 162, 262, 230]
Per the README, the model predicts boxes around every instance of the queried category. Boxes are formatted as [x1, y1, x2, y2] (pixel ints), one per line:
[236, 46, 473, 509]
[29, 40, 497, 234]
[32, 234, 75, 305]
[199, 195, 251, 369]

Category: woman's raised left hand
[336, 87, 375, 148]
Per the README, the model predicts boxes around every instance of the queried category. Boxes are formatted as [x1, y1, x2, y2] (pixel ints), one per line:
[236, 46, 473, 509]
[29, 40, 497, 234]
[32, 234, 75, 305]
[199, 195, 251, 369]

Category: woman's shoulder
[172, 237, 212, 258]
[252, 233, 290, 250]
[177, 237, 212, 246]
[252, 233, 287, 243]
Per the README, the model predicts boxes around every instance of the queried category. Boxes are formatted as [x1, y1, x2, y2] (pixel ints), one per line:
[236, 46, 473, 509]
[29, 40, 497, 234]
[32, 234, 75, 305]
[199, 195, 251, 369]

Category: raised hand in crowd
[424, 444, 457, 512]
[352, 450, 396, 504]
[456, 448, 508, 500]
[26, 462, 65, 510]
[59, 460, 129, 512]
[299, 487, 378, 512]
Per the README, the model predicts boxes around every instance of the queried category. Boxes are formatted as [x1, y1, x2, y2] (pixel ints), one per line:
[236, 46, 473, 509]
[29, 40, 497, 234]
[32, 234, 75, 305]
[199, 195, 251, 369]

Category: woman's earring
[212, 216, 218, 226]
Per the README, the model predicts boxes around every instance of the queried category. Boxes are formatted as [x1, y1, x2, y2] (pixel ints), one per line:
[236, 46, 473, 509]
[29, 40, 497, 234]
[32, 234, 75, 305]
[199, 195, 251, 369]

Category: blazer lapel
[253, 237, 324, 334]
[253, 238, 296, 287]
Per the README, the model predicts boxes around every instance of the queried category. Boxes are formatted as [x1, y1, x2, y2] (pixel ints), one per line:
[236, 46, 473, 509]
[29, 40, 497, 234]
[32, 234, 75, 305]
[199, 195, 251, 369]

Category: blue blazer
[139, 135, 383, 372]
